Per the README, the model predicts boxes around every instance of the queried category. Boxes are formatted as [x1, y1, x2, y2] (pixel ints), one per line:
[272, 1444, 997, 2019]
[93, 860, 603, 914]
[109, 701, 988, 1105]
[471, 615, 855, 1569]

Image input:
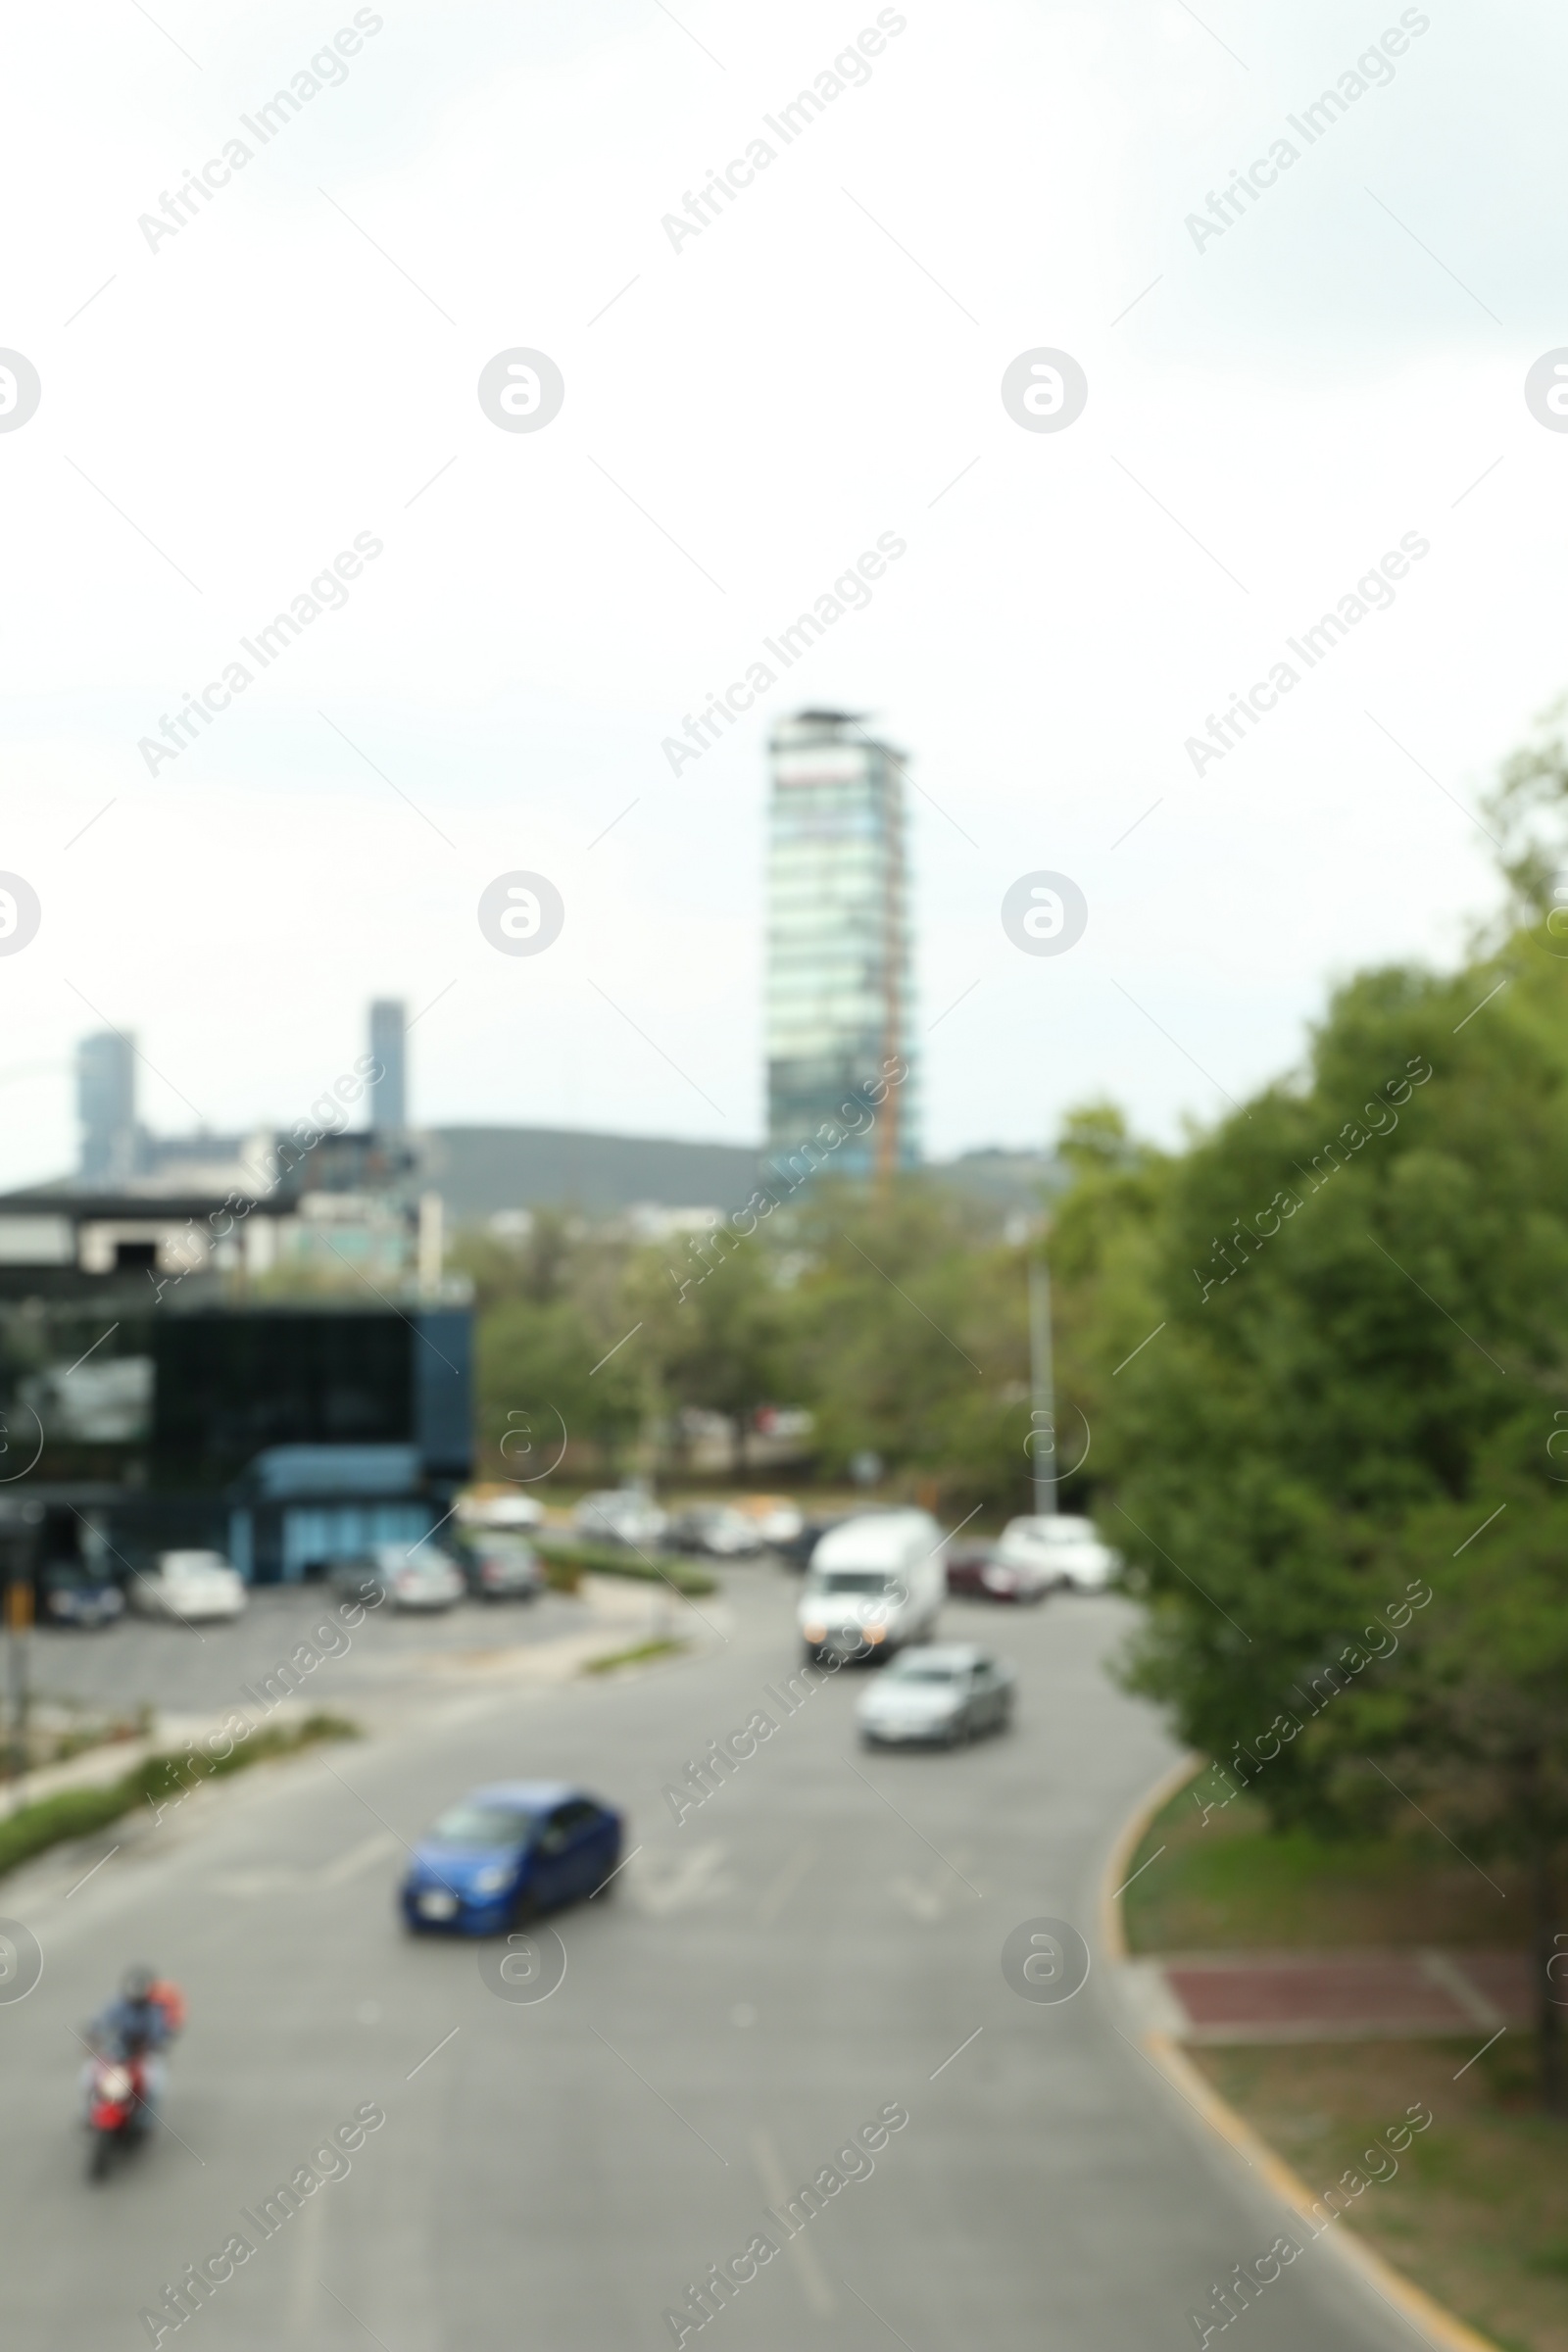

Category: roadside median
[533, 1534, 717, 1596]
[0, 1713, 358, 1885]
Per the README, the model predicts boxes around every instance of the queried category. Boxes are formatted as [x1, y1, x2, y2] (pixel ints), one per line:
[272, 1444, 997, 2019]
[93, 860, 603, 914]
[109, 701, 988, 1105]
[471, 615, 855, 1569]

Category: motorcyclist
[85, 1965, 180, 2131]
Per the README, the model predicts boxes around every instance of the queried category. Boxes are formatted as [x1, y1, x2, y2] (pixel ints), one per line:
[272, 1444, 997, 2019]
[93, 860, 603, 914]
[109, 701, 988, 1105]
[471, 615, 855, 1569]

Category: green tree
[1107, 937, 1568, 2104]
[632, 1226, 787, 1475]
[1045, 1102, 1169, 1506]
[779, 1178, 1035, 1510]
[453, 1216, 644, 1483]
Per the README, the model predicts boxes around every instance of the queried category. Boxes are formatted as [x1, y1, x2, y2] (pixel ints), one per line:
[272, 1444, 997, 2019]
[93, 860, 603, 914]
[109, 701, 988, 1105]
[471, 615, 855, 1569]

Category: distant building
[0, 1189, 470, 1584]
[77, 1030, 139, 1184]
[368, 1000, 407, 1132]
[764, 710, 918, 1177]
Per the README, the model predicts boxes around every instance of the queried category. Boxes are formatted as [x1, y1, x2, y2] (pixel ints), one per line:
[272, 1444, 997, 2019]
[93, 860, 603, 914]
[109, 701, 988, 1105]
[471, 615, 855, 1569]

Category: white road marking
[317, 1831, 397, 1886]
[286, 2171, 327, 2333]
[887, 1870, 948, 1923]
[751, 2130, 835, 2316]
[755, 1840, 814, 1926]
[212, 1831, 398, 1899]
[627, 1842, 731, 1916]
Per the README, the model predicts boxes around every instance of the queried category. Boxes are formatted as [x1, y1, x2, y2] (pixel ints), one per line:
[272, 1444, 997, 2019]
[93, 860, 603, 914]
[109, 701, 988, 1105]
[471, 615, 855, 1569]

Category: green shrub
[0, 1712, 358, 1882]
[534, 1534, 716, 1595]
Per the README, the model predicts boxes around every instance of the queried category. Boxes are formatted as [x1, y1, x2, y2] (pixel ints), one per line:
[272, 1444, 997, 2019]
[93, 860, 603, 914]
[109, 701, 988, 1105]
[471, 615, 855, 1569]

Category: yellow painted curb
[1099, 1748, 1202, 1963]
[1101, 1762, 1503, 2352]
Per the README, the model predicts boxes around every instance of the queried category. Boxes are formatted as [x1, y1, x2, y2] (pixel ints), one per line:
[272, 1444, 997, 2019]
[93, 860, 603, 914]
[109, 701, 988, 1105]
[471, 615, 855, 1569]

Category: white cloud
[0, 0, 1557, 1189]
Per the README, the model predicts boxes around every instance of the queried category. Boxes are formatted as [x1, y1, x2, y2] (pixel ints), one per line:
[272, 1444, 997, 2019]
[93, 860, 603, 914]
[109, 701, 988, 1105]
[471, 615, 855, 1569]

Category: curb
[1100, 1758, 1502, 2352]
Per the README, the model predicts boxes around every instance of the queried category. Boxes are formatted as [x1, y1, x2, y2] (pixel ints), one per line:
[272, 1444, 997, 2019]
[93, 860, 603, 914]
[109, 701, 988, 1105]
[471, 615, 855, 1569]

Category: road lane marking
[751, 2130, 834, 2315]
[756, 1840, 814, 1926]
[629, 1841, 730, 1916]
[287, 2179, 327, 2334]
[213, 1831, 398, 1898]
[888, 1870, 948, 1922]
[318, 1831, 397, 1886]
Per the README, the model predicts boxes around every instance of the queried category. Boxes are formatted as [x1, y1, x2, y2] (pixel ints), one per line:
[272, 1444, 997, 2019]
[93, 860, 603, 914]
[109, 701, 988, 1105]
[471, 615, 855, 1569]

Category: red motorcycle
[85, 2045, 150, 2180]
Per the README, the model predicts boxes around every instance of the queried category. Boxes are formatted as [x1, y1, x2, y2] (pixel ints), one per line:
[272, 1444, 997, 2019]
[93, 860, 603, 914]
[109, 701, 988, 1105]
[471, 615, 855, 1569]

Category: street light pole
[1028, 1253, 1056, 1519]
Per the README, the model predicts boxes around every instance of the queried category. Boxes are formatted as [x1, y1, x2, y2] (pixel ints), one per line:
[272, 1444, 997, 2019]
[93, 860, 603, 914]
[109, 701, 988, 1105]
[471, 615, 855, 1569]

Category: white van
[797, 1510, 946, 1664]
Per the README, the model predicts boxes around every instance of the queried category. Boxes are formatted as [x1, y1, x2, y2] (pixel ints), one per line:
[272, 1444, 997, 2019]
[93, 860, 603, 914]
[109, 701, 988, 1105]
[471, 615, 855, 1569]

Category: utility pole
[5, 1548, 32, 1788]
[1028, 1253, 1056, 1518]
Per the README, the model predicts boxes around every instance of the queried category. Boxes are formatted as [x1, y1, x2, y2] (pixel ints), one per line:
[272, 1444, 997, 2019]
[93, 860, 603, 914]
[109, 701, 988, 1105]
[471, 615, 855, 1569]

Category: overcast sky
[0, 0, 1562, 1189]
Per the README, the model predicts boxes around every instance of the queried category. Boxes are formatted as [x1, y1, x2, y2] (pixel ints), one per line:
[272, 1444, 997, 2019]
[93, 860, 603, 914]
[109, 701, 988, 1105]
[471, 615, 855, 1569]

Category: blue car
[400, 1782, 623, 1935]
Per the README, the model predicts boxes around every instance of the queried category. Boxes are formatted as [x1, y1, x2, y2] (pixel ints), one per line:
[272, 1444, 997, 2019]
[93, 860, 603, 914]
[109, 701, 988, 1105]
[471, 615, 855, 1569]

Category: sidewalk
[1122, 1947, 1530, 2044]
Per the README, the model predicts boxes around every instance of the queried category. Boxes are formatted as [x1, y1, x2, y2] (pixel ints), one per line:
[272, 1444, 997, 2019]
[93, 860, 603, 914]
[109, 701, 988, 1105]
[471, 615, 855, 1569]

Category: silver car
[327, 1544, 466, 1612]
[856, 1644, 1016, 1748]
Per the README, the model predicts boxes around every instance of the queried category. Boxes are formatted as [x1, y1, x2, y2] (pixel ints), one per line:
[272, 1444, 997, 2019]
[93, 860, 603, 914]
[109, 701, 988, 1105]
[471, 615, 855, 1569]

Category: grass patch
[534, 1535, 716, 1596]
[582, 1638, 689, 1677]
[1190, 2039, 1568, 2352]
[1122, 1766, 1526, 1954]
[0, 1711, 358, 1881]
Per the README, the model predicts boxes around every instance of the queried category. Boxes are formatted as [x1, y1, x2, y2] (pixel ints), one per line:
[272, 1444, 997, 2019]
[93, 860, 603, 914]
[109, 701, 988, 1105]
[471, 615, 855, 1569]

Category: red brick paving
[1157, 1950, 1532, 2043]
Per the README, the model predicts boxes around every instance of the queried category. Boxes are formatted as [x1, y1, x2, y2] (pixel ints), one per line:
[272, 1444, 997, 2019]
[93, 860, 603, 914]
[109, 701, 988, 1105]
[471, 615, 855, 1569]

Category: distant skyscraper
[368, 1000, 407, 1132]
[77, 1030, 138, 1185]
[764, 710, 918, 1178]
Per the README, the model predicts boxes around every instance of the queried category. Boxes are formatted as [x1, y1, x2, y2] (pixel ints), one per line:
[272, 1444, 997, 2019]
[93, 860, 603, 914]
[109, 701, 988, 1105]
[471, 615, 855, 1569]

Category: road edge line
[1099, 1749, 1201, 1963]
[1099, 1760, 1504, 2352]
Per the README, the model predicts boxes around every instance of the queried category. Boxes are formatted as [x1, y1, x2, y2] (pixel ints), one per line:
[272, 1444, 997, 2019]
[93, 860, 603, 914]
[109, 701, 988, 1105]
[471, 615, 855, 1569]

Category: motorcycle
[85, 2044, 151, 2180]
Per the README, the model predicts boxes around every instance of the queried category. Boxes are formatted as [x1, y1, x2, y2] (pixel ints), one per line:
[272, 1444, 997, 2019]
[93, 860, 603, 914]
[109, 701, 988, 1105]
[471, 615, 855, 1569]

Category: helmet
[122, 1965, 156, 2001]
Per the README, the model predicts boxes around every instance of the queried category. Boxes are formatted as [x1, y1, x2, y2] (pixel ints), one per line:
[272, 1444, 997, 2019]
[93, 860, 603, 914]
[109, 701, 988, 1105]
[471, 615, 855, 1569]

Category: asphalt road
[23, 1583, 596, 1720]
[1, 1571, 1421, 2352]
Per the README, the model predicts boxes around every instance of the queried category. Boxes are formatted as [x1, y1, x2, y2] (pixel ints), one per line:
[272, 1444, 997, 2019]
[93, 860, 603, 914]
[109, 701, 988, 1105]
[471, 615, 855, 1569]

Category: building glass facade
[765, 710, 918, 1177]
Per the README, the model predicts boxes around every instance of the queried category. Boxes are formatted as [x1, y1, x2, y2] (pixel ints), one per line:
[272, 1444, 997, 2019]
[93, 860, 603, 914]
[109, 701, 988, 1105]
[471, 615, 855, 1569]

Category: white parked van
[797, 1510, 946, 1664]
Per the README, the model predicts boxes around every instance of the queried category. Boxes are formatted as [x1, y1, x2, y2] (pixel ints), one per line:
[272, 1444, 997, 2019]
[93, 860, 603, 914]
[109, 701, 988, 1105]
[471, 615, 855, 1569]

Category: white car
[459, 1492, 545, 1532]
[665, 1503, 764, 1558]
[572, 1490, 668, 1551]
[129, 1550, 247, 1623]
[798, 1510, 946, 1663]
[858, 1644, 1016, 1747]
[742, 1496, 806, 1545]
[997, 1513, 1122, 1592]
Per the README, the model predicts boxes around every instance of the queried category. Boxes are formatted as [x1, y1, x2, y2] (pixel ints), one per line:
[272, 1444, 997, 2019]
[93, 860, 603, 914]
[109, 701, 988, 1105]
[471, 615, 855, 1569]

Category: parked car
[663, 1503, 764, 1559]
[946, 1540, 1053, 1604]
[797, 1510, 946, 1664]
[997, 1514, 1122, 1592]
[39, 1563, 124, 1629]
[571, 1490, 667, 1551]
[772, 1515, 846, 1574]
[127, 1551, 247, 1624]
[327, 1544, 466, 1613]
[459, 1533, 543, 1602]
[738, 1495, 806, 1546]
[400, 1781, 623, 1934]
[857, 1644, 1016, 1747]
[458, 1491, 545, 1532]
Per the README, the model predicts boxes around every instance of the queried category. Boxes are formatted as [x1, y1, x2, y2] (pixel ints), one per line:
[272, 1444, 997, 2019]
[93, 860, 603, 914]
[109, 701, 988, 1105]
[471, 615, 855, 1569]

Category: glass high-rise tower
[764, 710, 918, 1178]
